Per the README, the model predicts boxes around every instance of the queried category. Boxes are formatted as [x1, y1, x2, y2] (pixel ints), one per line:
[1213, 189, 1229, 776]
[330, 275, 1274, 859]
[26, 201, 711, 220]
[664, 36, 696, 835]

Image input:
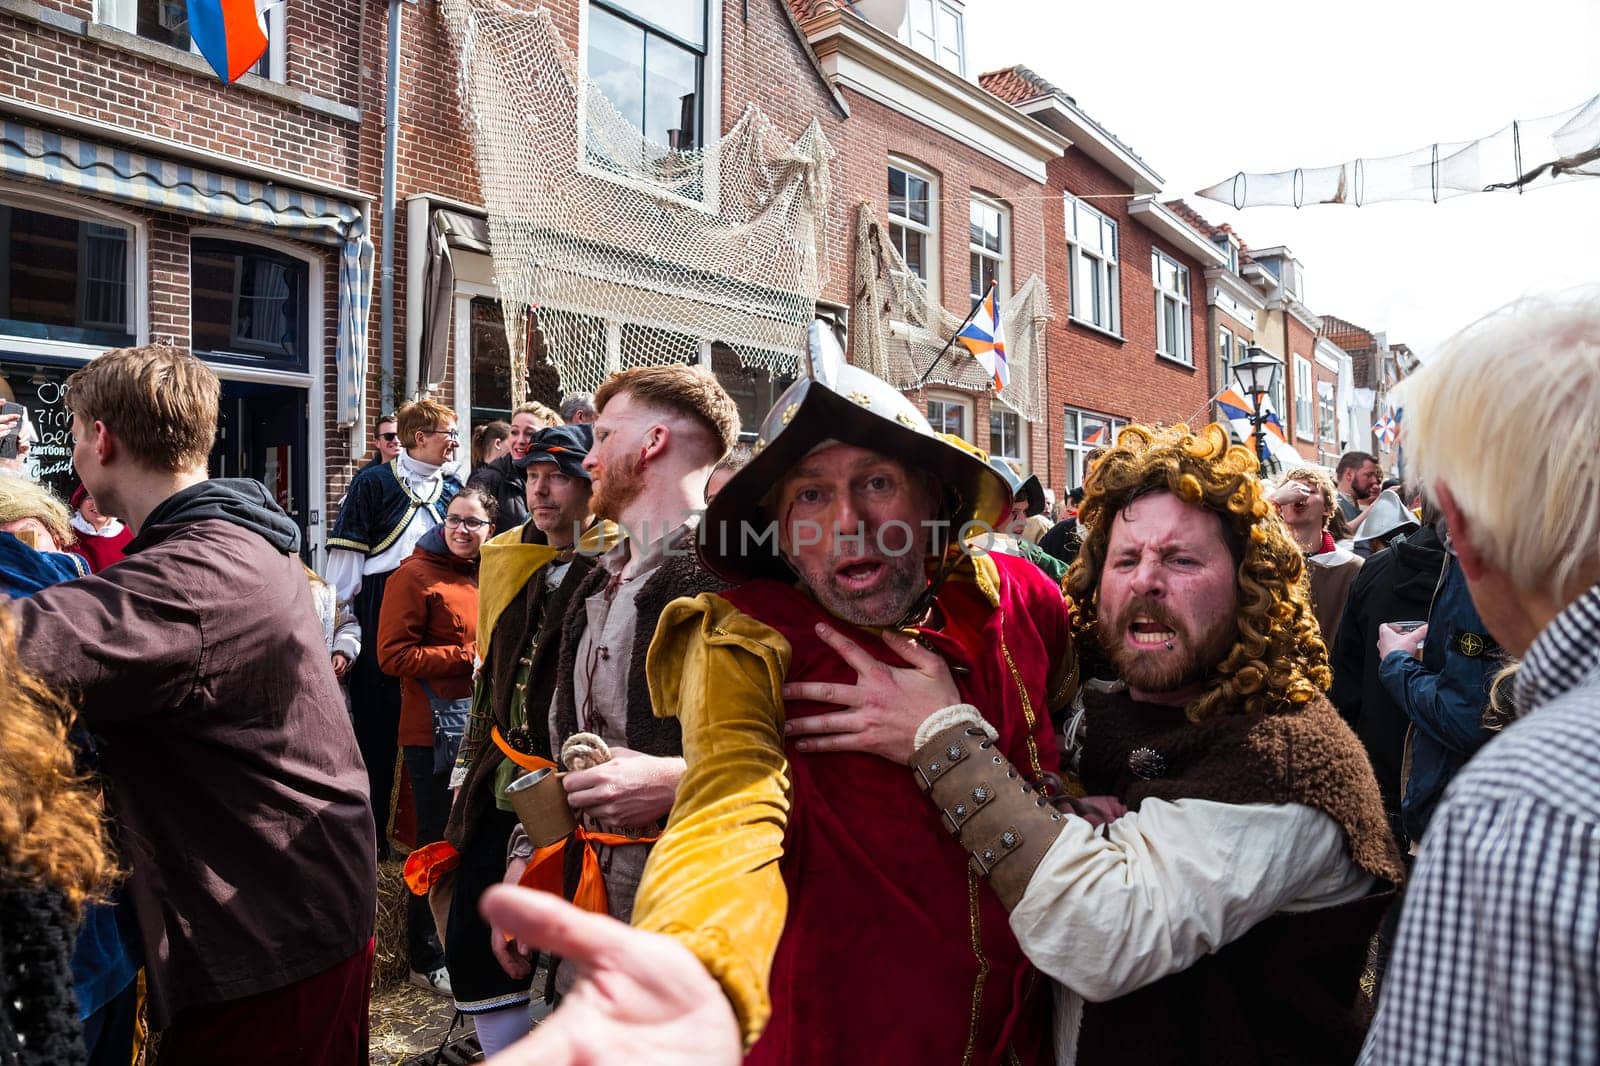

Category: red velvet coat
[718, 551, 1069, 1066]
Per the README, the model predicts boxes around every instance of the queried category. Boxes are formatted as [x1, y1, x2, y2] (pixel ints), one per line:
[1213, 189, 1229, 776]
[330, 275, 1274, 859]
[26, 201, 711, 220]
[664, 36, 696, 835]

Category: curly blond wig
[1065, 423, 1331, 722]
[0, 612, 115, 914]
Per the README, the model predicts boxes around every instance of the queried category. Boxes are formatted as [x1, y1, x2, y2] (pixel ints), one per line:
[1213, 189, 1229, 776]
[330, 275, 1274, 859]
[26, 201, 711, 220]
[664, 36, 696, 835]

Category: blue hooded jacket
[1379, 553, 1498, 842]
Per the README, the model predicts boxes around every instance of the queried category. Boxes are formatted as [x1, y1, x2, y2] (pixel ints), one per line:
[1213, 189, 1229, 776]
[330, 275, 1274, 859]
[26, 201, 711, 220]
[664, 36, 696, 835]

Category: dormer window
[900, 0, 965, 76]
[1212, 235, 1239, 274]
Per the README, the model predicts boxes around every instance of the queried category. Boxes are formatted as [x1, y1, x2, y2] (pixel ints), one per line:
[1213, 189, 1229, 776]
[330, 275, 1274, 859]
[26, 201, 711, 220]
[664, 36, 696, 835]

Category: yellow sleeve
[634, 592, 793, 1050]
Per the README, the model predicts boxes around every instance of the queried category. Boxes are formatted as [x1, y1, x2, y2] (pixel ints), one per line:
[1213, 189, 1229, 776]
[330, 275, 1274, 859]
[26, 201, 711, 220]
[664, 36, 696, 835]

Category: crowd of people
[0, 284, 1596, 1066]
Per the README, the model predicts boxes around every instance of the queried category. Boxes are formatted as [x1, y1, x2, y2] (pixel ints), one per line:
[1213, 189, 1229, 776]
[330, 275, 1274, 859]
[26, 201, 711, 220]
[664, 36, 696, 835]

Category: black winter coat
[1329, 524, 1446, 847]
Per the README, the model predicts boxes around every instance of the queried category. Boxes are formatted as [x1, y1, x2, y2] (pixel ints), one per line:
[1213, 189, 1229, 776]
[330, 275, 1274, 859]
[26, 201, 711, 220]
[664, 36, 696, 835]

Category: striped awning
[1, 120, 374, 427]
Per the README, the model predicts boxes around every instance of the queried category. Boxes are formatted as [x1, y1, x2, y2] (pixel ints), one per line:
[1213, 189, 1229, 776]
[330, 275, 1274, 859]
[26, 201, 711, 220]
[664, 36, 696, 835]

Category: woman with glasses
[376, 485, 495, 997]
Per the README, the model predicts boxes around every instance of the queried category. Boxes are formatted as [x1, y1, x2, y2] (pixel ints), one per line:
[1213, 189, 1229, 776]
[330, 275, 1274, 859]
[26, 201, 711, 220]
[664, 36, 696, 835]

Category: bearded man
[784, 423, 1404, 1064]
[614, 355, 1072, 1065]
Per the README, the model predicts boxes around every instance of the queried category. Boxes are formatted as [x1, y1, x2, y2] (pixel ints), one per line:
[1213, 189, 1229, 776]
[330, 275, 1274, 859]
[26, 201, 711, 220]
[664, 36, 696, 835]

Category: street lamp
[1232, 347, 1281, 469]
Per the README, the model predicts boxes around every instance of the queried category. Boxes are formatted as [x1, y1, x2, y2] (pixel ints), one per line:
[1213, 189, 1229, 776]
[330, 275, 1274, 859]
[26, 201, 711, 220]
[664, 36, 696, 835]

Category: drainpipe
[379, 0, 403, 413]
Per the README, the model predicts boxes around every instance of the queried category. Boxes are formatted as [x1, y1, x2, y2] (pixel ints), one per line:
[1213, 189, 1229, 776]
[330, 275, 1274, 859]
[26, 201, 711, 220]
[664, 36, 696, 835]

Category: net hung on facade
[438, 0, 834, 404]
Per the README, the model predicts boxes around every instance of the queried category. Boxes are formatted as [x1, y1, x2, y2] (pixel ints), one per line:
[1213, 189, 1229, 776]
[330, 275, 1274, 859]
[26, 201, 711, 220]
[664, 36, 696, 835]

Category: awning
[419, 207, 490, 390]
[1, 120, 374, 427]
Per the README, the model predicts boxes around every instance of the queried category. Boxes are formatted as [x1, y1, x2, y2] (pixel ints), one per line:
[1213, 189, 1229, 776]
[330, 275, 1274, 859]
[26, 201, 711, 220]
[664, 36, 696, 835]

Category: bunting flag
[188, 0, 271, 84]
[1373, 405, 1403, 447]
[955, 282, 1009, 391]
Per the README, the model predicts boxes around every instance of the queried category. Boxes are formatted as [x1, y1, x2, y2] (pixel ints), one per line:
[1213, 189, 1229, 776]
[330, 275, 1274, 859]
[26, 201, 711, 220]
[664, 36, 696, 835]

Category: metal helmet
[1357, 488, 1421, 543]
[698, 324, 1011, 582]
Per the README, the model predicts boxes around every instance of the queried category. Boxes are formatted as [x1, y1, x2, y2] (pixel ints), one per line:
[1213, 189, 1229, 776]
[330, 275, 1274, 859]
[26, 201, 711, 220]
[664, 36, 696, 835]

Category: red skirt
[156, 938, 375, 1066]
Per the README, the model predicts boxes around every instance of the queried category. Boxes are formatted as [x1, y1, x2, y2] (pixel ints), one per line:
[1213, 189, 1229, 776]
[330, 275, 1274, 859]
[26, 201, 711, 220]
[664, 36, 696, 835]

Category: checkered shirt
[1360, 581, 1600, 1064]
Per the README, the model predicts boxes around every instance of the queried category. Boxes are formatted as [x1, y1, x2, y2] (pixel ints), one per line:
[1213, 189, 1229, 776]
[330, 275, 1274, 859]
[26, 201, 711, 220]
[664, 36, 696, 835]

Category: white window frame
[1293, 353, 1314, 441]
[98, 0, 287, 82]
[1152, 247, 1191, 366]
[900, 0, 966, 76]
[926, 390, 972, 442]
[988, 404, 1026, 467]
[968, 194, 1009, 304]
[0, 187, 148, 360]
[1064, 405, 1125, 489]
[888, 158, 940, 297]
[1217, 325, 1233, 394]
[1316, 377, 1337, 449]
[576, 0, 724, 212]
[1065, 195, 1120, 337]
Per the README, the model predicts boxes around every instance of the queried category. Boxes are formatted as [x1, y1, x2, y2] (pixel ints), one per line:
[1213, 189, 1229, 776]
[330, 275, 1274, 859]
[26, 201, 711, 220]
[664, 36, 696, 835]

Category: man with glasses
[327, 397, 462, 857]
[366, 413, 401, 468]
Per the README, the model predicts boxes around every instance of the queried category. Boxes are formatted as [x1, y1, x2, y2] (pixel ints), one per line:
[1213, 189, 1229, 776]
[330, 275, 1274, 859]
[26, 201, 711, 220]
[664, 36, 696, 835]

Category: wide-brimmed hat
[699, 332, 1010, 583]
[987, 457, 1045, 517]
[1357, 488, 1420, 543]
[515, 424, 592, 480]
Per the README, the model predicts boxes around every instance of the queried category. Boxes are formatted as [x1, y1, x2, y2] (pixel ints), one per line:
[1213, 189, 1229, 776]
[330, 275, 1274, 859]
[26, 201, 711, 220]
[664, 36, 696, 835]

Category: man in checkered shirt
[1361, 287, 1600, 1065]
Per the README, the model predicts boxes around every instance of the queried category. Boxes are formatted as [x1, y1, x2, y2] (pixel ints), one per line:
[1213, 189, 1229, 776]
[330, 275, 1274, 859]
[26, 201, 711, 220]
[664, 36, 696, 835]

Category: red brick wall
[1038, 150, 1211, 499]
[823, 89, 1049, 483]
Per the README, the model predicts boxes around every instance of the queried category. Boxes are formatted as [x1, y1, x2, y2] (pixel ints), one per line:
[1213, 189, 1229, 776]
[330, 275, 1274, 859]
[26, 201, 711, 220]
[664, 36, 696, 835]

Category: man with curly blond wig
[763, 422, 1406, 1064]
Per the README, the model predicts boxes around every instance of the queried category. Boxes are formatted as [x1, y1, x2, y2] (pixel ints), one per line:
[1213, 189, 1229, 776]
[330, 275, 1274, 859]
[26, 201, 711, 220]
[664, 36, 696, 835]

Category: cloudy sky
[965, 0, 1600, 356]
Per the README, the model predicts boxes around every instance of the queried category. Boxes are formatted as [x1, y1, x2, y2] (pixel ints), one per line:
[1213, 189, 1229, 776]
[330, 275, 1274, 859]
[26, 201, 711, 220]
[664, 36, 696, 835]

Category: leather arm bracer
[911, 722, 1066, 909]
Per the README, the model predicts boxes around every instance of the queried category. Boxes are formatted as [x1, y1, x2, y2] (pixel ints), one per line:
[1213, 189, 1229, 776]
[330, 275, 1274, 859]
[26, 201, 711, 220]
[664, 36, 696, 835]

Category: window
[100, 0, 286, 81]
[191, 239, 309, 372]
[1064, 405, 1125, 488]
[969, 196, 1007, 302]
[900, 0, 965, 75]
[1217, 327, 1233, 396]
[989, 406, 1024, 464]
[1152, 249, 1191, 364]
[585, 0, 709, 174]
[1065, 196, 1119, 334]
[888, 162, 937, 286]
[0, 203, 135, 348]
[1317, 379, 1337, 448]
[1212, 235, 1239, 274]
[1293, 354, 1313, 440]
[927, 396, 968, 440]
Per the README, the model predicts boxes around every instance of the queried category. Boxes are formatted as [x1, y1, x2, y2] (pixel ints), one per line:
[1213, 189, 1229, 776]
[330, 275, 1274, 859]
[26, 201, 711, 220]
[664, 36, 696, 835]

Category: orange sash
[515, 823, 660, 916]
[491, 724, 558, 773]
[485, 726, 661, 916]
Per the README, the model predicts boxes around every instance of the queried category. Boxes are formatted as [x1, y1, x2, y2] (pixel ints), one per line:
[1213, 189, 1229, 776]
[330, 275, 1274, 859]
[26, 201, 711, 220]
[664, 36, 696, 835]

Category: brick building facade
[1, 0, 365, 554]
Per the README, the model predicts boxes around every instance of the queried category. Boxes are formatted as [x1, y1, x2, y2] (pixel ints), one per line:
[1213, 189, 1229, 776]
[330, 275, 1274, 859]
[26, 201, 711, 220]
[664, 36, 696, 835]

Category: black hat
[987, 457, 1045, 517]
[516, 424, 592, 480]
[699, 328, 1010, 583]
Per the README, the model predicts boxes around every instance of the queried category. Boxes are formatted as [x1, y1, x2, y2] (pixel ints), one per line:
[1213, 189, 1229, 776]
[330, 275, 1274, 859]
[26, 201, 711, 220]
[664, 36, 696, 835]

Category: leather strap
[911, 722, 1067, 909]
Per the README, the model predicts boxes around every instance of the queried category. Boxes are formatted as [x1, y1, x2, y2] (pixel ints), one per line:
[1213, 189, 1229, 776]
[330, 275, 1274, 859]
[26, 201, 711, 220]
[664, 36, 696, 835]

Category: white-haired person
[1358, 286, 1600, 1065]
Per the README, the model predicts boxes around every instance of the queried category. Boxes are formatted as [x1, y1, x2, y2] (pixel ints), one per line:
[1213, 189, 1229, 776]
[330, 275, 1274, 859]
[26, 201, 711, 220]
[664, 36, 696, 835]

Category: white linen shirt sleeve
[324, 547, 366, 607]
[1012, 797, 1374, 1003]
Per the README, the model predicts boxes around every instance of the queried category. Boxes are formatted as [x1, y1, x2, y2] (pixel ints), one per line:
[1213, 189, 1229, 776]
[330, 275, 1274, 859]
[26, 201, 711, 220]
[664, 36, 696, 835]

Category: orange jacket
[377, 535, 479, 748]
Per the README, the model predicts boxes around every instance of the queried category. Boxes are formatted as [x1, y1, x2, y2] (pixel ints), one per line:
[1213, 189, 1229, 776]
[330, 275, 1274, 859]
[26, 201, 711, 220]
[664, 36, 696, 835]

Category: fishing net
[851, 203, 1049, 422]
[437, 0, 834, 402]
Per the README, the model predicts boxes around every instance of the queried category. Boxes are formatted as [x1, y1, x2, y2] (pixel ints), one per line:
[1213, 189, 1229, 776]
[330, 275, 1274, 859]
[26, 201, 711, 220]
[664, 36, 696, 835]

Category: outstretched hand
[481, 886, 740, 1066]
[780, 622, 962, 765]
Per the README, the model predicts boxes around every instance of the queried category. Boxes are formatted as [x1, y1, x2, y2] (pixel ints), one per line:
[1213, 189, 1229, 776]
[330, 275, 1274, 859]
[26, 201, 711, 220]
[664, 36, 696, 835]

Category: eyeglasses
[376, 432, 399, 442]
[422, 428, 460, 440]
[445, 515, 490, 531]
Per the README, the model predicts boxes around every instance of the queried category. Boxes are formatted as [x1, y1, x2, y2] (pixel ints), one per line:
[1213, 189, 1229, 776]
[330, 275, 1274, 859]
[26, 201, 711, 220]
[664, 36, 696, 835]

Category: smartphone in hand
[0, 402, 25, 460]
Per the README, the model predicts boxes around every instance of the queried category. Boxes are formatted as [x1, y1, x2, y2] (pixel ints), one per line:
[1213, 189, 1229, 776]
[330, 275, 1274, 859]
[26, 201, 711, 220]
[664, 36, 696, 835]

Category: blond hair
[1281, 466, 1350, 539]
[594, 365, 740, 461]
[512, 401, 563, 429]
[0, 612, 116, 915]
[396, 398, 458, 447]
[0, 478, 75, 548]
[1400, 286, 1600, 600]
[66, 345, 218, 471]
